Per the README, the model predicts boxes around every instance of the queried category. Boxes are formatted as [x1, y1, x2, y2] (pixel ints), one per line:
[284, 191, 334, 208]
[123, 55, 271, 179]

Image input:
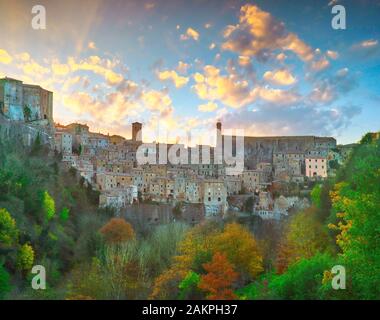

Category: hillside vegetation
[0, 132, 379, 299]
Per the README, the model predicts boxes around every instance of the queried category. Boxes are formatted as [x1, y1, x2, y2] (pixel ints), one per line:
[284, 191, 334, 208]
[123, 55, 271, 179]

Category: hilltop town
[0, 77, 356, 223]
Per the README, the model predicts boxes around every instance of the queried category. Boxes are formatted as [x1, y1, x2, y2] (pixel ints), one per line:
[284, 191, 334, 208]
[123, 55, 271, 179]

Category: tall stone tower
[132, 122, 142, 142]
[215, 121, 223, 164]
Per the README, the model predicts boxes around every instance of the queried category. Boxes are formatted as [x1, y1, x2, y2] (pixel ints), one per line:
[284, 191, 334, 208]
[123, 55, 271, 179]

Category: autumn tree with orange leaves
[198, 252, 238, 300]
[100, 218, 135, 244]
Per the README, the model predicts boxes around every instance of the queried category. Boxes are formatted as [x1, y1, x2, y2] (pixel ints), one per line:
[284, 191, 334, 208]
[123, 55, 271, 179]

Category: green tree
[0, 208, 19, 247]
[0, 263, 11, 300]
[328, 134, 380, 299]
[276, 206, 332, 273]
[269, 253, 335, 300]
[23, 105, 32, 122]
[178, 271, 201, 300]
[42, 191, 55, 221]
[16, 243, 35, 272]
[59, 207, 70, 222]
[311, 184, 322, 209]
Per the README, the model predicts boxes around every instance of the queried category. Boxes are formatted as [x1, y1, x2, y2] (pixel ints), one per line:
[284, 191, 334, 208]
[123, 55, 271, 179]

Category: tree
[329, 159, 340, 170]
[269, 253, 335, 300]
[42, 191, 55, 221]
[328, 135, 380, 299]
[311, 184, 322, 209]
[100, 218, 135, 244]
[16, 243, 35, 272]
[31, 132, 42, 154]
[0, 263, 11, 300]
[172, 202, 183, 219]
[66, 258, 107, 300]
[178, 271, 202, 300]
[198, 252, 238, 300]
[276, 206, 332, 273]
[0, 208, 19, 247]
[59, 207, 70, 222]
[23, 105, 31, 122]
[150, 223, 218, 299]
[211, 223, 263, 278]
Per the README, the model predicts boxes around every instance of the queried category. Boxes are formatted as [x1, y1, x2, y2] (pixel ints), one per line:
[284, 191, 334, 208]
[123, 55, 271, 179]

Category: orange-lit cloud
[263, 69, 296, 86]
[88, 41, 97, 50]
[193, 65, 255, 108]
[157, 70, 189, 88]
[180, 27, 200, 41]
[198, 101, 218, 112]
[327, 50, 339, 60]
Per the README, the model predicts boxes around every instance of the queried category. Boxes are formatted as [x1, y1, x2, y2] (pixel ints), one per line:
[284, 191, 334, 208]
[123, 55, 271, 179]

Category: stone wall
[223, 135, 337, 169]
[0, 114, 53, 148]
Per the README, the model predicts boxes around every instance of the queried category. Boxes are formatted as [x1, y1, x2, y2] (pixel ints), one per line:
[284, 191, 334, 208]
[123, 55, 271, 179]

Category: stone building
[203, 179, 227, 217]
[242, 169, 261, 192]
[54, 131, 72, 154]
[0, 77, 53, 125]
[305, 156, 328, 178]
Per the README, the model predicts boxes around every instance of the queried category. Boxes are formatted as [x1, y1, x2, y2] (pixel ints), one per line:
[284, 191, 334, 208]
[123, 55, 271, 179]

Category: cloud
[193, 61, 300, 108]
[310, 56, 330, 71]
[309, 67, 358, 104]
[351, 39, 379, 58]
[180, 27, 200, 41]
[263, 69, 296, 85]
[68, 55, 124, 85]
[144, 2, 155, 10]
[219, 102, 361, 137]
[222, 4, 314, 62]
[19, 60, 50, 76]
[157, 70, 189, 88]
[198, 101, 218, 112]
[0, 49, 13, 64]
[276, 52, 287, 61]
[141, 89, 174, 116]
[177, 61, 190, 74]
[88, 41, 97, 50]
[52, 59, 71, 76]
[359, 39, 378, 48]
[193, 65, 256, 108]
[64, 91, 129, 122]
[16, 52, 30, 62]
[326, 50, 339, 60]
[257, 86, 300, 105]
[238, 56, 251, 67]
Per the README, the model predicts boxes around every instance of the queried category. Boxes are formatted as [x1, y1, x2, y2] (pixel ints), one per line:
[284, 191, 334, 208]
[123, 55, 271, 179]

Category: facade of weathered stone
[0, 77, 53, 125]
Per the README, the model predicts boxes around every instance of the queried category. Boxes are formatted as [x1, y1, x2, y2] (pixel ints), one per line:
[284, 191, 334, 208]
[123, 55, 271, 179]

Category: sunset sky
[0, 0, 379, 144]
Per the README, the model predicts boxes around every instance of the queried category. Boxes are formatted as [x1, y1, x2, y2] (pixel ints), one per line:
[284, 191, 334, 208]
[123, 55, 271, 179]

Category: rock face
[0, 114, 53, 147]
